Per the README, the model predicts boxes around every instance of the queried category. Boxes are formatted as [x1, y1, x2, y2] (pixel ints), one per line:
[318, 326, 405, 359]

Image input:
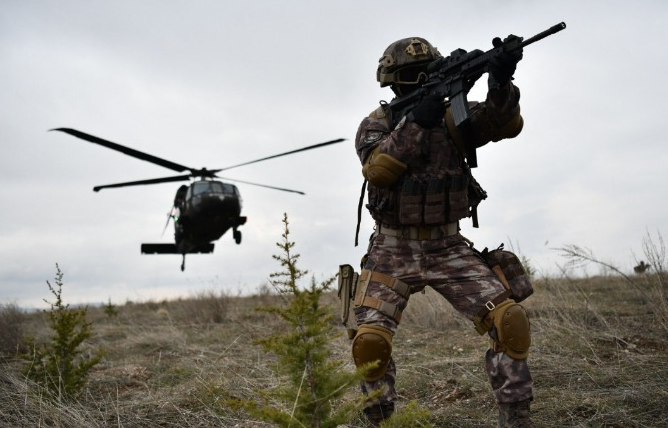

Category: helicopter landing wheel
[233, 229, 242, 244]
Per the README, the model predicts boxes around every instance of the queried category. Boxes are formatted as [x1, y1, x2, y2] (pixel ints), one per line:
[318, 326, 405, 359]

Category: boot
[363, 402, 394, 427]
[498, 399, 534, 428]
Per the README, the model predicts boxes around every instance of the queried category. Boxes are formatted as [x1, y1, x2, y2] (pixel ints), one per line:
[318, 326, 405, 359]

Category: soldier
[352, 36, 533, 427]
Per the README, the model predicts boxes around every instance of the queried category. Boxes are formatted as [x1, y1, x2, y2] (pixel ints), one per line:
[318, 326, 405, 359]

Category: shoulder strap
[354, 178, 368, 247]
[370, 102, 392, 129]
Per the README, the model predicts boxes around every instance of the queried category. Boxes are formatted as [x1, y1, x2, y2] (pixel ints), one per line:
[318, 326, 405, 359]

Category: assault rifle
[389, 22, 566, 167]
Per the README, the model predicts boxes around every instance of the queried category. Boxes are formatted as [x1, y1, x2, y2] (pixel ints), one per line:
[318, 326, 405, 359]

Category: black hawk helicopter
[52, 128, 345, 271]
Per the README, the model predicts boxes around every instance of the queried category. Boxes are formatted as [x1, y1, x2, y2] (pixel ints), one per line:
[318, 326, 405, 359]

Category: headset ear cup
[493, 301, 531, 360]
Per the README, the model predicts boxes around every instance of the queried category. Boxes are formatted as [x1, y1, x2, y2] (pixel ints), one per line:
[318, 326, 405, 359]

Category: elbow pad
[491, 107, 524, 141]
[446, 104, 524, 146]
[362, 147, 407, 188]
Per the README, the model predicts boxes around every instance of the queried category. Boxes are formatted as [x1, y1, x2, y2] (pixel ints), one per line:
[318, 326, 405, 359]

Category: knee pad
[352, 324, 393, 381]
[488, 300, 531, 360]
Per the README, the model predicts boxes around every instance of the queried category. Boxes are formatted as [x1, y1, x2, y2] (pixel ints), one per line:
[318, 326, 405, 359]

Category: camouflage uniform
[353, 76, 533, 422]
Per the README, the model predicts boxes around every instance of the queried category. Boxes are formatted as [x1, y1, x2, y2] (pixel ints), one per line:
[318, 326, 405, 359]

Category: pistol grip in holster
[338, 264, 359, 339]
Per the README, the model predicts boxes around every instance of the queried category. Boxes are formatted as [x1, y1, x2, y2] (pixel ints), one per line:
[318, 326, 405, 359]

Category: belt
[378, 222, 459, 240]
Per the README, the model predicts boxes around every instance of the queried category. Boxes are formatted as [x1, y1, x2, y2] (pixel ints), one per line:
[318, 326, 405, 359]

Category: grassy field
[1, 270, 667, 427]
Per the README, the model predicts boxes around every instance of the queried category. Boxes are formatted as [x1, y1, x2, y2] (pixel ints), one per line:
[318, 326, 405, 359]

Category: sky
[2, 0, 666, 309]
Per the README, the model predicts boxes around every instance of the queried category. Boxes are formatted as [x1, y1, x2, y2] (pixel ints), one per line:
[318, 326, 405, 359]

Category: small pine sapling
[235, 213, 363, 427]
[22, 264, 103, 400]
[103, 297, 118, 318]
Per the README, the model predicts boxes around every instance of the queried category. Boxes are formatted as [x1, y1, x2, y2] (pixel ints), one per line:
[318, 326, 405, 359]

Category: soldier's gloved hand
[407, 93, 445, 128]
[488, 34, 523, 86]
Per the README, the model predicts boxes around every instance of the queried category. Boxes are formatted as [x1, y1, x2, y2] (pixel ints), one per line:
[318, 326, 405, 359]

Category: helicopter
[51, 128, 345, 271]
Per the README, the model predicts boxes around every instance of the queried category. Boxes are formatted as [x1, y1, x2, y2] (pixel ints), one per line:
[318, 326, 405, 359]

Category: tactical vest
[366, 124, 487, 228]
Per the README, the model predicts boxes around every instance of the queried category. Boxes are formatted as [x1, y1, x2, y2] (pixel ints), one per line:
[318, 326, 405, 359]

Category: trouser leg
[485, 349, 534, 404]
[353, 234, 535, 424]
[360, 357, 397, 404]
[353, 303, 401, 408]
[426, 239, 534, 404]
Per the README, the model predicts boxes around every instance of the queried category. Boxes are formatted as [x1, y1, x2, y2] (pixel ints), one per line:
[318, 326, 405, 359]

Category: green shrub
[380, 400, 434, 428]
[22, 264, 103, 400]
[103, 297, 118, 318]
[233, 213, 363, 427]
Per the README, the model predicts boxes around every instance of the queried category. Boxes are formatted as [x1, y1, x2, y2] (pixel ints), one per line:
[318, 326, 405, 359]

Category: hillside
[2, 272, 667, 427]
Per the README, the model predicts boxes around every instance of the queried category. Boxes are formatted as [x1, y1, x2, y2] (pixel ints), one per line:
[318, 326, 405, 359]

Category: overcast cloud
[2, 0, 666, 308]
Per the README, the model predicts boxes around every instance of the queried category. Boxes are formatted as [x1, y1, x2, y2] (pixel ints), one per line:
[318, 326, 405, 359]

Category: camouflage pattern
[355, 82, 521, 231]
[486, 350, 533, 404]
[354, 232, 534, 406]
[377, 37, 441, 87]
[354, 57, 529, 418]
[483, 247, 534, 302]
[498, 399, 534, 427]
[355, 83, 521, 166]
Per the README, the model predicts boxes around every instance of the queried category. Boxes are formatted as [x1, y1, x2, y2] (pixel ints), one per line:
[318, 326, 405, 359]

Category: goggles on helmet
[378, 63, 430, 87]
[392, 64, 429, 85]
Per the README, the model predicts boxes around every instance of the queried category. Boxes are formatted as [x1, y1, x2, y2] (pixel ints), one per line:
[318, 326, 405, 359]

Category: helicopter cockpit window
[209, 182, 224, 194]
[221, 183, 238, 195]
[191, 182, 211, 196]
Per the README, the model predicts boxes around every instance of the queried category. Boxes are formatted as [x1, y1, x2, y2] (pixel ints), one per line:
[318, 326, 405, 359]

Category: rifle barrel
[520, 22, 566, 48]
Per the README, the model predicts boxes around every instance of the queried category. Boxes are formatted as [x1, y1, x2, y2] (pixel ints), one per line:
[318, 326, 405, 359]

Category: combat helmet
[377, 37, 441, 87]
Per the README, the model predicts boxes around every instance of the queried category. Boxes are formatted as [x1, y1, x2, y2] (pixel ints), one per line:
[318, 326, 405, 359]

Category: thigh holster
[354, 269, 411, 323]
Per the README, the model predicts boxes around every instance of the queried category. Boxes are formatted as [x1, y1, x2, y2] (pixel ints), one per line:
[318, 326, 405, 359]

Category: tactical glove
[488, 35, 524, 87]
[407, 93, 445, 128]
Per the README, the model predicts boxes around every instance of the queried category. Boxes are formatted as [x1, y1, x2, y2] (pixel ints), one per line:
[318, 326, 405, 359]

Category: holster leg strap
[357, 295, 403, 323]
[358, 269, 411, 299]
[354, 269, 410, 324]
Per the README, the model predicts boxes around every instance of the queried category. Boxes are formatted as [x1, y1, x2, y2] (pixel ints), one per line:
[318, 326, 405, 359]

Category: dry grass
[0, 303, 25, 356]
[1, 273, 667, 427]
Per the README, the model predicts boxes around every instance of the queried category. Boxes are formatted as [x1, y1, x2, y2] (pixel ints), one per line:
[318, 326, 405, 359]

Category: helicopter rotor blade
[93, 174, 192, 192]
[218, 177, 305, 195]
[51, 128, 192, 173]
[161, 206, 175, 238]
[215, 138, 346, 172]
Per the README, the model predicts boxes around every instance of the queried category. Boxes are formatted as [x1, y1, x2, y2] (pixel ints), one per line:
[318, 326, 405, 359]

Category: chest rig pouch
[361, 104, 487, 230]
[398, 177, 423, 224]
[423, 177, 445, 225]
[369, 167, 480, 227]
